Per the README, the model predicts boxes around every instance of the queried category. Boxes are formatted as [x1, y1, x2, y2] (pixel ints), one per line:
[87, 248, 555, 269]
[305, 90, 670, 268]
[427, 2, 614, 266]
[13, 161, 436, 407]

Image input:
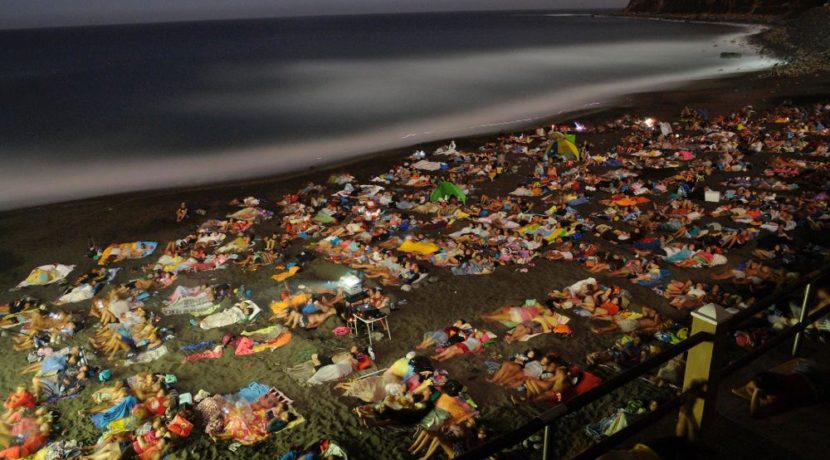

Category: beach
[2, 1, 830, 456]
[0, 60, 828, 460]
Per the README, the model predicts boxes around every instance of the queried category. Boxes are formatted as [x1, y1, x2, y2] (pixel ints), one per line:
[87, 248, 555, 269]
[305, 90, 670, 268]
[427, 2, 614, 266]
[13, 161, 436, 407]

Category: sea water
[0, 11, 777, 209]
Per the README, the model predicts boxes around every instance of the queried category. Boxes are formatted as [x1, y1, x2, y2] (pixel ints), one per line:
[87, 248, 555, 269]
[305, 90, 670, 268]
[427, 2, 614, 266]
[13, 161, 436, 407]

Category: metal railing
[458, 266, 830, 460]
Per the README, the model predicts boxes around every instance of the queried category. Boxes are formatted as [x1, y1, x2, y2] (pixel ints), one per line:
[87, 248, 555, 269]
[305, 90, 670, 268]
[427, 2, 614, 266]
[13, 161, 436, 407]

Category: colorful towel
[16, 264, 75, 288]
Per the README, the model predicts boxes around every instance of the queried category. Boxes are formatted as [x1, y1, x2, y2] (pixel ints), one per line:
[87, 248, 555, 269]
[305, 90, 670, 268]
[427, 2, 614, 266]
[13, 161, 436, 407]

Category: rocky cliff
[625, 0, 826, 16]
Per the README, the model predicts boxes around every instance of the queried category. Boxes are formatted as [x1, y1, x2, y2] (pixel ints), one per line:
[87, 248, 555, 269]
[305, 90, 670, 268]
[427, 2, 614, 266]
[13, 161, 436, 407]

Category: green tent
[430, 181, 467, 204]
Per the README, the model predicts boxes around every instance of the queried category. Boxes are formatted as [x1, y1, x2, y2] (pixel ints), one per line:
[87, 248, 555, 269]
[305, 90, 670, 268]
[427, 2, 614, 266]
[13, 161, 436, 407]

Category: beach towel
[184, 346, 224, 363]
[231, 382, 272, 403]
[16, 264, 74, 288]
[398, 240, 439, 255]
[270, 293, 310, 315]
[235, 331, 293, 355]
[122, 345, 168, 366]
[451, 261, 494, 276]
[200, 301, 260, 330]
[611, 196, 649, 207]
[54, 268, 119, 304]
[412, 160, 443, 171]
[637, 269, 671, 287]
[162, 293, 218, 316]
[168, 285, 210, 303]
[217, 236, 250, 254]
[215, 383, 301, 445]
[307, 357, 356, 385]
[241, 324, 287, 342]
[90, 396, 137, 430]
[227, 207, 273, 222]
[339, 376, 389, 403]
[197, 232, 227, 246]
[98, 242, 157, 266]
[54, 284, 96, 304]
[272, 266, 300, 282]
[285, 360, 317, 386]
[313, 210, 336, 224]
[548, 370, 603, 407]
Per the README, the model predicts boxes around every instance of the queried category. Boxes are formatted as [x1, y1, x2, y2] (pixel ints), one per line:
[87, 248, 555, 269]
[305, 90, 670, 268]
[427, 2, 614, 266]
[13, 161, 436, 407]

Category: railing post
[542, 425, 551, 460]
[682, 303, 732, 435]
[792, 283, 812, 357]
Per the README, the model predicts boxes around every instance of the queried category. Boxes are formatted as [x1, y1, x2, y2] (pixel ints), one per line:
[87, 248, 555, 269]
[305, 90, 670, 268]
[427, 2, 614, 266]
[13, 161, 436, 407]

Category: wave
[0, 22, 776, 210]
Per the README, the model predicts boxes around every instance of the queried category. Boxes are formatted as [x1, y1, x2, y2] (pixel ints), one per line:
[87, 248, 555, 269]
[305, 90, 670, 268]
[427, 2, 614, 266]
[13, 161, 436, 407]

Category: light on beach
[643, 117, 655, 128]
[339, 274, 363, 295]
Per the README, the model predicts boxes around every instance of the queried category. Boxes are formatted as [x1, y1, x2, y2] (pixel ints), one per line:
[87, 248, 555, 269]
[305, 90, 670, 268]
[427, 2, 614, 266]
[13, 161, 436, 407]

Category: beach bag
[168, 414, 193, 438]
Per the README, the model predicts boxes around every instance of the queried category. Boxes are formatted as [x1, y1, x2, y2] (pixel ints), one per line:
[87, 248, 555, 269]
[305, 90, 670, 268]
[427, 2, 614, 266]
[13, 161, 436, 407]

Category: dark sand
[1, 71, 829, 460]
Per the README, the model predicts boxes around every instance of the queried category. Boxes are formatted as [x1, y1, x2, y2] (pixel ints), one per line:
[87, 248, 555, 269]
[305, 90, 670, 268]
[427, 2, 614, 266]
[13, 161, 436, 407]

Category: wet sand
[1, 71, 829, 459]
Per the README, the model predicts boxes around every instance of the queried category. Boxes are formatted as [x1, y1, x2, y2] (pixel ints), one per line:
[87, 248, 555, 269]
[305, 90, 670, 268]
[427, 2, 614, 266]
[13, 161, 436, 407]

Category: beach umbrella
[429, 181, 467, 204]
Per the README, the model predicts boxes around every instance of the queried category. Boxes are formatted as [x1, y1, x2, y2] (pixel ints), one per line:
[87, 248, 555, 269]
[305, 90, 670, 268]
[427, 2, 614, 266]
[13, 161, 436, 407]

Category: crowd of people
[1, 99, 829, 458]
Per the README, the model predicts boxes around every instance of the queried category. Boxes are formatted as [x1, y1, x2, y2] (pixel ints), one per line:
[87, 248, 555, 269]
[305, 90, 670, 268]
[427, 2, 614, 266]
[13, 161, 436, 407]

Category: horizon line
[0, 7, 623, 33]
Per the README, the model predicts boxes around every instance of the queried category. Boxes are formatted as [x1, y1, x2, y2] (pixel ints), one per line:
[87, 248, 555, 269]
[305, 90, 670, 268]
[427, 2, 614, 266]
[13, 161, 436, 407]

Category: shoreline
[4, 68, 830, 286]
[0, 13, 776, 212]
[0, 69, 787, 220]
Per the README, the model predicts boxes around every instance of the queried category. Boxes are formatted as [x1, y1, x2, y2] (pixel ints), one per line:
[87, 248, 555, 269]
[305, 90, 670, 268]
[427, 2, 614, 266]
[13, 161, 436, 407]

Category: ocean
[0, 11, 776, 210]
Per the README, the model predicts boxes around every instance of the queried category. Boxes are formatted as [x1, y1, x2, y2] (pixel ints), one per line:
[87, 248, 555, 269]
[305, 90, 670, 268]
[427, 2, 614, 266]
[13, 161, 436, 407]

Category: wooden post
[792, 283, 812, 357]
[682, 303, 731, 433]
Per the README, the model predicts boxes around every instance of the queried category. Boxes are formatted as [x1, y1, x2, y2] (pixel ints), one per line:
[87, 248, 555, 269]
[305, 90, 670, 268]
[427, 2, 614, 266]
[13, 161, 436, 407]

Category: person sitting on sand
[265, 233, 278, 252]
[732, 360, 829, 417]
[175, 202, 188, 223]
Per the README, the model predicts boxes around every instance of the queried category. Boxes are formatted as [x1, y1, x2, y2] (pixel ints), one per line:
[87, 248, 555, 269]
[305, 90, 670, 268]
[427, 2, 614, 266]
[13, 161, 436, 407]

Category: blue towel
[638, 269, 671, 287]
[181, 340, 215, 352]
[301, 303, 319, 315]
[236, 382, 270, 403]
[567, 197, 589, 207]
[665, 249, 692, 264]
[40, 353, 67, 375]
[90, 396, 137, 429]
